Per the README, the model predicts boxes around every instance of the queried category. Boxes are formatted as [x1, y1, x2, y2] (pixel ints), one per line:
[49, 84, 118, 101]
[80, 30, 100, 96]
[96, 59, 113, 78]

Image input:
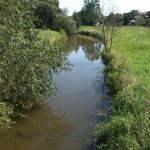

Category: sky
[59, 0, 150, 16]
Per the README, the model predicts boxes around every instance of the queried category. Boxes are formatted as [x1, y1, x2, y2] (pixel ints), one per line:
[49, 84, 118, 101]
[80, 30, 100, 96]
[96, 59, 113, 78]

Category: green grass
[78, 26, 150, 149]
[38, 29, 68, 49]
[78, 26, 100, 32]
[77, 26, 102, 39]
[113, 27, 150, 97]
[39, 29, 61, 44]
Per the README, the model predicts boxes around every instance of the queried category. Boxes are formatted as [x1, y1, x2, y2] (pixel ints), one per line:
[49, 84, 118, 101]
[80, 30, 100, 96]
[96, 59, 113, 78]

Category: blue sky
[59, 0, 150, 15]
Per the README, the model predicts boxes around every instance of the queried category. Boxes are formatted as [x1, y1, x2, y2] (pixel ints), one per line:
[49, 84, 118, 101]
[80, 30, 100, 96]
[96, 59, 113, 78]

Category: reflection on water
[64, 35, 102, 61]
[0, 35, 108, 150]
[0, 104, 71, 150]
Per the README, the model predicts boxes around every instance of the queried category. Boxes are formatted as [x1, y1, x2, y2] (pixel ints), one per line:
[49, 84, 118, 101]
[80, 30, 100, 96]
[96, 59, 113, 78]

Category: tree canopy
[53, 15, 77, 35]
[81, 0, 101, 25]
[32, 0, 61, 28]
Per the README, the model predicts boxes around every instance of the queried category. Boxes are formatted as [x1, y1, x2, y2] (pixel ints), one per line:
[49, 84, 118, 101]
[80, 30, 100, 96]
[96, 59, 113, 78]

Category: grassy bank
[78, 27, 150, 149]
[39, 29, 68, 48]
[78, 26, 102, 39]
[39, 29, 61, 44]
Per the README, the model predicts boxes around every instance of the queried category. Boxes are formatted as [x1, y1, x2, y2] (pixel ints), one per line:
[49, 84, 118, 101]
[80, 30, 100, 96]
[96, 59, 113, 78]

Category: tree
[147, 11, 150, 18]
[82, 0, 101, 25]
[53, 15, 77, 35]
[113, 13, 123, 24]
[32, 0, 61, 28]
[73, 11, 82, 28]
[123, 11, 135, 25]
[0, 0, 70, 113]
[62, 7, 69, 15]
[99, 0, 119, 52]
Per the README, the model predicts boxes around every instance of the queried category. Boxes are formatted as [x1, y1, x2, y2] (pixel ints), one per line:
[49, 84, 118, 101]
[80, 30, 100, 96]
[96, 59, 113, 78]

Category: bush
[0, 0, 70, 116]
[0, 102, 14, 132]
[53, 15, 77, 35]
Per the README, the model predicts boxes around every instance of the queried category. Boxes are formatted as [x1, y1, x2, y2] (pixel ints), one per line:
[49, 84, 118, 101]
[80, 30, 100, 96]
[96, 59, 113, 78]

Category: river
[0, 35, 109, 150]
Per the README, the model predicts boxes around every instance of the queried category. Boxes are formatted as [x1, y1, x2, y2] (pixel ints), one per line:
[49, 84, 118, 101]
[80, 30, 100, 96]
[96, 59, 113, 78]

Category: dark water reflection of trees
[63, 35, 103, 61]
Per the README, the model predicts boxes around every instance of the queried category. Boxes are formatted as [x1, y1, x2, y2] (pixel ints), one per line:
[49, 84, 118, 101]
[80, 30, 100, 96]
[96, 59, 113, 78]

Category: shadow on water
[0, 104, 72, 150]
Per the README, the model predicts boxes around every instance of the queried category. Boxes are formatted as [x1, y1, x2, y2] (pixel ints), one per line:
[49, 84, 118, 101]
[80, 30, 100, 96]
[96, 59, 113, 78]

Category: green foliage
[147, 11, 150, 18]
[73, 11, 82, 28]
[0, 0, 70, 127]
[107, 13, 123, 25]
[123, 10, 150, 26]
[0, 102, 14, 132]
[95, 116, 137, 150]
[123, 12, 134, 25]
[53, 15, 77, 35]
[82, 0, 101, 25]
[39, 29, 62, 45]
[31, 0, 61, 28]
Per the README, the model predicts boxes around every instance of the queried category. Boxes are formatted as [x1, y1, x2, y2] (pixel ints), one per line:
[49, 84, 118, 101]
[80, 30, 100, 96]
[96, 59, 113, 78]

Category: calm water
[0, 35, 108, 150]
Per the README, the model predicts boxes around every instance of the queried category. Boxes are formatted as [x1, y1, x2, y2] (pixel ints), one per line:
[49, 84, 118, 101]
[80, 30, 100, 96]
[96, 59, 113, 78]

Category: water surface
[0, 35, 108, 150]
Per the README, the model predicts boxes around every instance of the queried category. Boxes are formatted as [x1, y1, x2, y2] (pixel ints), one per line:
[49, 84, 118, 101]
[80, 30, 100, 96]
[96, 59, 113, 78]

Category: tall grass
[78, 26, 102, 39]
[78, 26, 150, 149]
[39, 29, 68, 49]
[39, 29, 61, 44]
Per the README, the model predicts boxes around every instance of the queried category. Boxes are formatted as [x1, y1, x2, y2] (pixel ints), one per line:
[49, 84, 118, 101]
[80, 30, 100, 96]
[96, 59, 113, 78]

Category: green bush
[53, 15, 77, 35]
[0, 0, 70, 130]
[0, 102, 14, 132]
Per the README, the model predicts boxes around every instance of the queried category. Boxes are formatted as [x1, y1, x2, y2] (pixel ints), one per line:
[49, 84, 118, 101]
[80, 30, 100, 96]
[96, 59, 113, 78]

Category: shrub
[0, 102, 14, 132]
[53, 15, 77, 35]
[0, 1, 70, 113]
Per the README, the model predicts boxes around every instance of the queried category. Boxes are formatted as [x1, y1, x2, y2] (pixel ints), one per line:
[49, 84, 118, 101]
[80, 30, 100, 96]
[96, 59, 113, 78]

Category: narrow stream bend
[0, 35, 109, 150]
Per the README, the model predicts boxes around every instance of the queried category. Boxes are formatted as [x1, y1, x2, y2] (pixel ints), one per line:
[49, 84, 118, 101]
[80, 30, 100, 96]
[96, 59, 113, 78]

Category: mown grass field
[78, 26, 150, 149]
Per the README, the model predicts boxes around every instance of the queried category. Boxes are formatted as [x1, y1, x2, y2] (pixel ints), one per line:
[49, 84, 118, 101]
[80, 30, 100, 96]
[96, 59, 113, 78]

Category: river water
[0, 35, 109, 150]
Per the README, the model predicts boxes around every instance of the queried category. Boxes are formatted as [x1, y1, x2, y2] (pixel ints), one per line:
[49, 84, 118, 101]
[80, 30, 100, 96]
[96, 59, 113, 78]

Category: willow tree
[0, 0, 70, 114]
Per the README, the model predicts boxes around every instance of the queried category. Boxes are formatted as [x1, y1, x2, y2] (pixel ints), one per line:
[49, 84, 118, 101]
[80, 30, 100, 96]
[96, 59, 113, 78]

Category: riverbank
[77, 26, 102, 39]
[39, 29, 68, 48]
[78, 26, 150, 149]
